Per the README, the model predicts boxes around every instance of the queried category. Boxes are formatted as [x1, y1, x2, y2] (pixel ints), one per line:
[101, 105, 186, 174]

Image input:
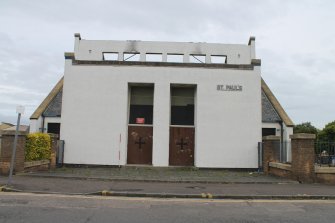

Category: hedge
[25, 133, 51, 161]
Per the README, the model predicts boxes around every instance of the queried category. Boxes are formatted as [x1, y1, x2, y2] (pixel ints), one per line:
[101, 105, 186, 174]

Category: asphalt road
[1, 193, 335, 223]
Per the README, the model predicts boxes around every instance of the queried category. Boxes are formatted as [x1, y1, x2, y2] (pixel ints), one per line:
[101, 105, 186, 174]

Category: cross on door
[176, 138, 188, 150]
[135, 137, 146, 149]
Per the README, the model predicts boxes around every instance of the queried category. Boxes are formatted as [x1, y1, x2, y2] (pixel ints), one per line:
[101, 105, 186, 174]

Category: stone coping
[315, 165, 335, 174]
[0, 130, 28, 136]
[290, 133, 316, 139]
[24, 160, 50, 169]
[269, 162, 292, 171]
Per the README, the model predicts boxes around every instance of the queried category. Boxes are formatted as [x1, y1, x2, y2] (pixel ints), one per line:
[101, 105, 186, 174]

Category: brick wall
[49, 134, 58, 169]
[0, 131, 27, 175]
[263, 133, 319, 183]
[262, 135, 281, 174]
[290, 133, 316, 183]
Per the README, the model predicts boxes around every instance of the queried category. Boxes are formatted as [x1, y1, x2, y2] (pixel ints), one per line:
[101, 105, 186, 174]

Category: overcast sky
[0, 0, 334, 129]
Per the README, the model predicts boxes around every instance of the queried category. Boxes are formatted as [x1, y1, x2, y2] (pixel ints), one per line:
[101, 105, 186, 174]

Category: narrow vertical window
[129, 86, 154, 124]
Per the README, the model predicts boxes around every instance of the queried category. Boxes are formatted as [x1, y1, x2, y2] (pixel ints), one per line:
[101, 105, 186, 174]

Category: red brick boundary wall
[0, 130, 27, 175]
[290, 133, 316, 183]
[262, 135, 281, 174]
[263, 133, 335, 184]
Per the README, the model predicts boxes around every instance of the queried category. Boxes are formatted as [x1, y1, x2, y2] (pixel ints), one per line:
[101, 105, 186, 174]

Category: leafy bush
[25, 133, 51, 161]
[318, 121, 335, 141]
[294, 122, 319, 135]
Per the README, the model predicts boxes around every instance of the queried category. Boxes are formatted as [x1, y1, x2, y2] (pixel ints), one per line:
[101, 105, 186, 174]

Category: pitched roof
[261, 90, 281, 123]
[30, 77, 64, 119]
[43, 89, 62, 117]
[261, 78, 294, 127]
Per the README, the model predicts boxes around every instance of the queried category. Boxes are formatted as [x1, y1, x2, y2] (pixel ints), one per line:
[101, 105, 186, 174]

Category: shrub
[25, 133, 51, 161]
[294, 122, 319, 135]
[318, 121, 335, 141]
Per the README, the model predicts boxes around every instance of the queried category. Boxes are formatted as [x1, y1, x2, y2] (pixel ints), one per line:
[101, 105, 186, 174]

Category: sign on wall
[136, 118, 145, 124]
[217, 84, 243, 91]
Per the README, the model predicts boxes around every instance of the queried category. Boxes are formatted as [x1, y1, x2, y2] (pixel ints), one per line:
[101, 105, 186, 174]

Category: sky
[0, 0, 334, 129]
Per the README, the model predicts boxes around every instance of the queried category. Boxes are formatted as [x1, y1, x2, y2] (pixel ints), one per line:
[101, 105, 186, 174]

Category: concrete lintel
[269, 162, 292, 171]
[72, 59, 255, 70]
[262, 135, 280, 141]
[315, 165, 335, 174]
[290, 133, 316, 140]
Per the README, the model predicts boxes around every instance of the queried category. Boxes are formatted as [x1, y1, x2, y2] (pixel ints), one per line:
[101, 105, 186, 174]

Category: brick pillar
[262, 135, 280, 174]
[290, 133, 316, 183]
[0, 130, 27, 175]
[49, 134, 58, 169]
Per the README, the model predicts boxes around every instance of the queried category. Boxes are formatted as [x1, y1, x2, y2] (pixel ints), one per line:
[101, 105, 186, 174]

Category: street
[1, 193, 335, 223]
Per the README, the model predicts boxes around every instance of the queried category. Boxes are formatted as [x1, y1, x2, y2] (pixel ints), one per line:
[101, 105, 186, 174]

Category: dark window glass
[47, 123, 61, 135]
[171, 87, 195, 126]
[262, 128, 276, 137]
[129, 86, 154, 125]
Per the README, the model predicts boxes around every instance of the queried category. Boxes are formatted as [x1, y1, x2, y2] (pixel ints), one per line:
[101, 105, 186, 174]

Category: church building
[30, 34, 293, 168]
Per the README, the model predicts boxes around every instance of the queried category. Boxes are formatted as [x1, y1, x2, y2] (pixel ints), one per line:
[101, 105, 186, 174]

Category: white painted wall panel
[29, 117, 43, 133]
[61, 62, 261, 168]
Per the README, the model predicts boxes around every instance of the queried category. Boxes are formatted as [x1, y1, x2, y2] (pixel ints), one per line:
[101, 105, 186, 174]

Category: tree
[318, 121, 335, 141]
[293, 122, 319, 135]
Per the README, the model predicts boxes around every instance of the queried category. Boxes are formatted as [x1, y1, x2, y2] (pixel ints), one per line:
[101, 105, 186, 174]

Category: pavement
[1, 167, 335, 199]
[17, 166, 296, 183]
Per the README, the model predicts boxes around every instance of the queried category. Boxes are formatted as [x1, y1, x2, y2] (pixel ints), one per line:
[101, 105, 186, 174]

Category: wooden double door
[169, 126, 195, 166]
[127, 125, 153, 165]
[127, 125, 195, 166]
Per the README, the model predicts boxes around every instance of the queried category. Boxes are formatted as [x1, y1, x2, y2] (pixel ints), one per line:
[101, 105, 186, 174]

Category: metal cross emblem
[135, 137, 146, 149]
[176, 138, 188, 150]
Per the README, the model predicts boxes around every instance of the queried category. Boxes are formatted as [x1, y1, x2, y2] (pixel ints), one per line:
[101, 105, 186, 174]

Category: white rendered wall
[29, 117, 43, 133]
[195, 66, 261, 168]
[43, 117, 61, 133]
[30, 117, 61, 133]
[262, 122, 281, 137]
[61, 61, 261, 168]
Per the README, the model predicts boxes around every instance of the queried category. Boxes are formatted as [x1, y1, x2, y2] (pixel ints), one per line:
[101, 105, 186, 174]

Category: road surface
[1, 192, 335, 223]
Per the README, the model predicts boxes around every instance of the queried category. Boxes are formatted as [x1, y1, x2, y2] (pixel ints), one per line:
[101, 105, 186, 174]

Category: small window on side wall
[211, 55, 227, 64]
[103, 52, 118, 61]
[167, 54, 183, 63]
[124, 53, 140, 61]
[190, 54, 205, 63]
[146, 53, 162, 62]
